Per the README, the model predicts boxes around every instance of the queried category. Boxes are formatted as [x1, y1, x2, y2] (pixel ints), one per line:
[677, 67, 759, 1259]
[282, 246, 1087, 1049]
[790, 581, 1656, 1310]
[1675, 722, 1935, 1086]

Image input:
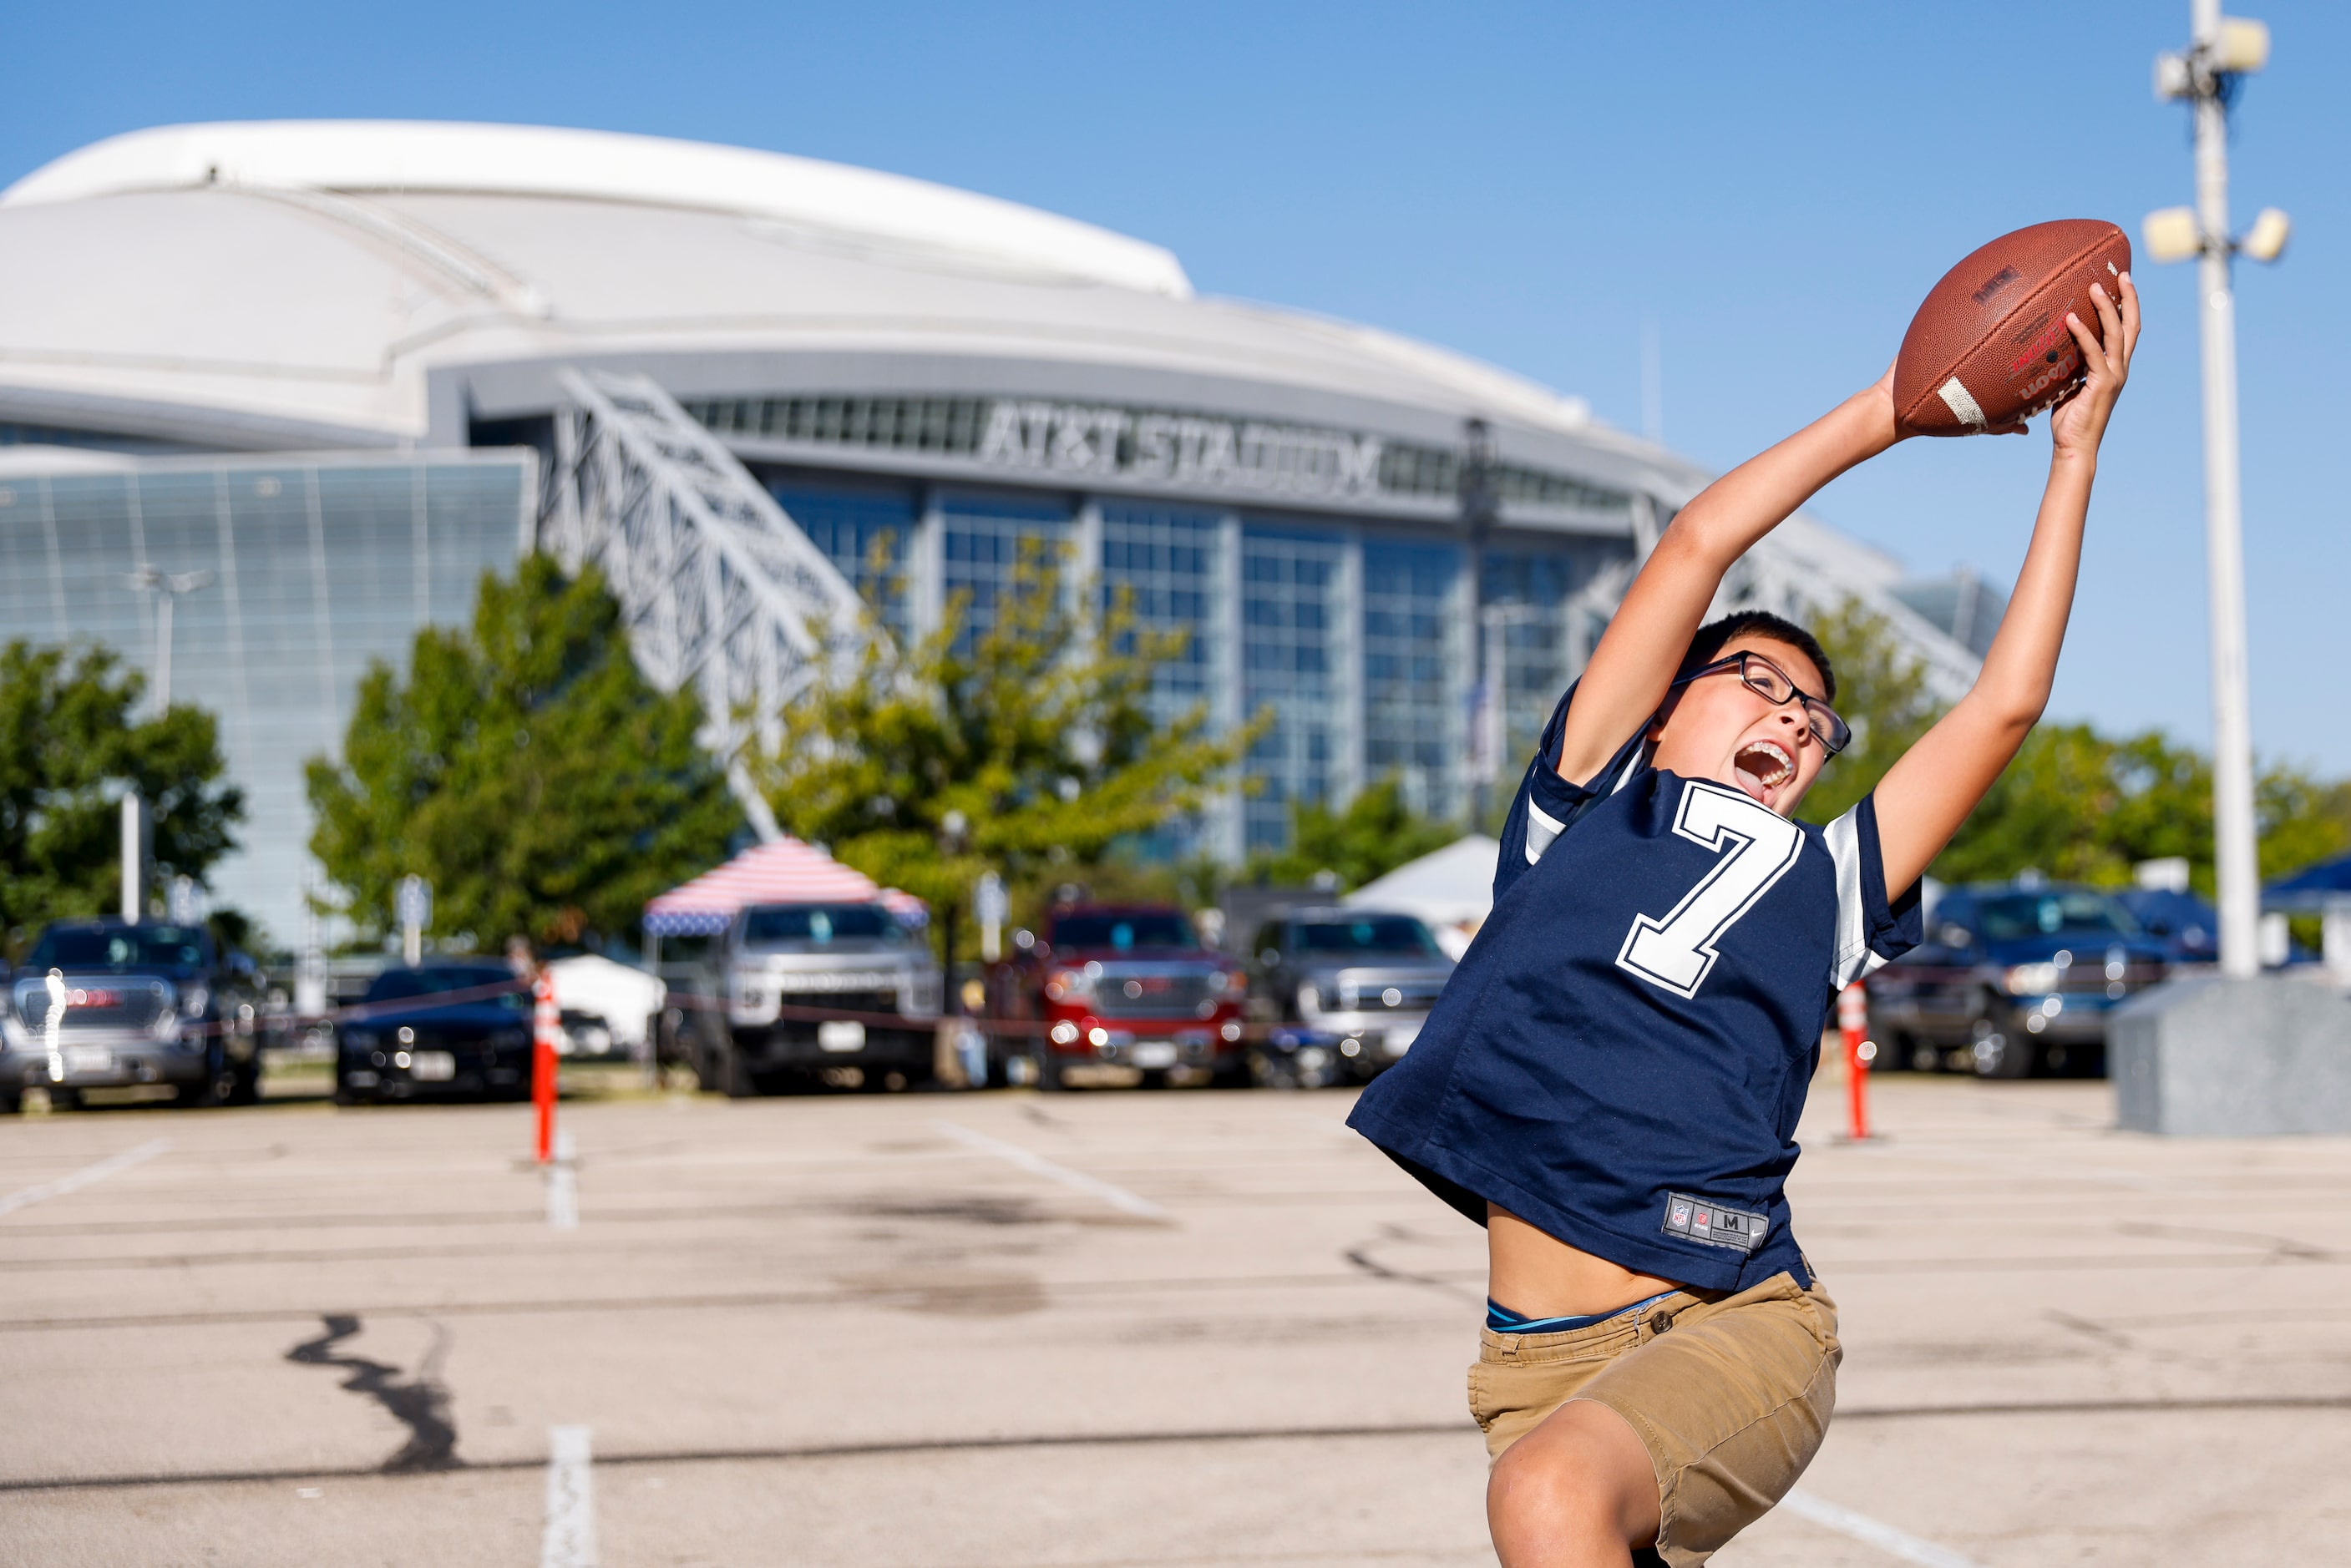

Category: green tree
[0, 641, 244, 947]
[305, 556, 741, 948]
[1245, 776, 1459, 893]
[751, 547, 1254, 933]
[1797, 599, 1944, 827]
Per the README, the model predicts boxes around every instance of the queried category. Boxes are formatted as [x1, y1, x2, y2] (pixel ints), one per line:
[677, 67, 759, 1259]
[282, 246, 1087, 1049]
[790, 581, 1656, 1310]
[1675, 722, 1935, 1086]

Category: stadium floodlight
[2142, 206, 2204, 263]
[2240, 207, 2292, 262]
[2153, 53, 2195, 100]
[2213, 16, 2270, 73]
[2151, 0, 2288, 980]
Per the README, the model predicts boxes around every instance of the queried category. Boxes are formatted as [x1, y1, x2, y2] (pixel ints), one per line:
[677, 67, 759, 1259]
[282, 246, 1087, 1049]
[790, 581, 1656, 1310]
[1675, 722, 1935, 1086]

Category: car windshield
[27, 925, 211, 970]
[1295, 918, 1442, 958]
[740, 904, 901, 946]
[1052, 913, 1198, 951]
[1973, 893, 2138, 942]
[363, 968, 527, 1009]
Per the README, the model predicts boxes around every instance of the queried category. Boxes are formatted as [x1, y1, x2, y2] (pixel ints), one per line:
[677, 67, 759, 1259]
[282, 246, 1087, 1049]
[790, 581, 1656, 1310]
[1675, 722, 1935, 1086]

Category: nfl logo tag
[1670, 1201, 1691, 1229]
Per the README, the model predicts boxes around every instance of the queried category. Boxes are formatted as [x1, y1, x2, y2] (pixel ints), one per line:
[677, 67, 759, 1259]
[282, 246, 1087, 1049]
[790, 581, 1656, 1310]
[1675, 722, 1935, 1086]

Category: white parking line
[547, 1129, 579, 1232]
[539, 1424, 597, 1568]
[932, 1120, 1168, 1221]
[1781, 1488, 1985, 1568]
[0, 1138, 170, 1218]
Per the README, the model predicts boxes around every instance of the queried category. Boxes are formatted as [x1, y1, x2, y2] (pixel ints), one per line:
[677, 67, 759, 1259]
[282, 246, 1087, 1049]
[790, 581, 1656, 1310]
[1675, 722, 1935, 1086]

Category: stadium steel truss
[542, 368, 869, 840]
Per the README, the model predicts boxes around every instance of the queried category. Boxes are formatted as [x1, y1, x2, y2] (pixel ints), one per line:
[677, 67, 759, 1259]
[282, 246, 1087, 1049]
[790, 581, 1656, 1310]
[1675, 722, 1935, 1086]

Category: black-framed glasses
[1674, 652, 1852, 756]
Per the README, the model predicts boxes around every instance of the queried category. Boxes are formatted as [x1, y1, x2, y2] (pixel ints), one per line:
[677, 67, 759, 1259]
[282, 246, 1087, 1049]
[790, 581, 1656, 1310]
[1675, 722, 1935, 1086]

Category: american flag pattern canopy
[645, 839, 928, 936]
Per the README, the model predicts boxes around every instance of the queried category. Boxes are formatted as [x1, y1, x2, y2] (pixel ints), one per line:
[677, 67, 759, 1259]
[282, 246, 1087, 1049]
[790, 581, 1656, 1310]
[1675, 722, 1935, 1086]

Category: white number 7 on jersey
[1615, 781, 1804, 999]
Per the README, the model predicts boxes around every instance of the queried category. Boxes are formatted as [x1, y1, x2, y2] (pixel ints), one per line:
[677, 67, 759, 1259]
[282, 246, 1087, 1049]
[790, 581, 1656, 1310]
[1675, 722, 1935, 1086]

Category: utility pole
[2146, 5, 2290, 979]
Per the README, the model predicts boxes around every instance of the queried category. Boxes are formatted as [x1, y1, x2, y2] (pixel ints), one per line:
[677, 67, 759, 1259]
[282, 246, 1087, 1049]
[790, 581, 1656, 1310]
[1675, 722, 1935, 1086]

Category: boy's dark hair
[1677, 610, 1836, 702]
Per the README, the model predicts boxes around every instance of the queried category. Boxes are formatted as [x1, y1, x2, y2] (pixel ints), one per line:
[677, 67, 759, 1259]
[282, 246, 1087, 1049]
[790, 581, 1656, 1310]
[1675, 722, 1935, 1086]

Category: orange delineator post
[1837, 980, 1870, 1141]
[532, 970, 560, 1164]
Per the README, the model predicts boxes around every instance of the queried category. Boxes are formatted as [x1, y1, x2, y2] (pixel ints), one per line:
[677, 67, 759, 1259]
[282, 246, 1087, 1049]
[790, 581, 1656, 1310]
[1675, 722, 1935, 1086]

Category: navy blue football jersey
[1348, 680, 1922, 1292]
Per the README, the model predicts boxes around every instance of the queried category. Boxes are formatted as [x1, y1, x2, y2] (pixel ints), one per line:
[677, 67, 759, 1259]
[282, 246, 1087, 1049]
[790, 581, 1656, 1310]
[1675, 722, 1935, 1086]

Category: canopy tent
[2267, 854, 2351, 914]
[546, 953, 666, 1051]
[645, 839, 927, 937]
[1344, 834, 1501, 959]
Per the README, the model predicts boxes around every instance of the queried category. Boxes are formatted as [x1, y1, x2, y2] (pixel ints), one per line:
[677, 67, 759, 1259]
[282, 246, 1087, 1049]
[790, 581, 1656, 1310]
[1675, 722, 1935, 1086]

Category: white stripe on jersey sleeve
[1526, 799, 1566, 864]
[1822, 806, 1888, 988]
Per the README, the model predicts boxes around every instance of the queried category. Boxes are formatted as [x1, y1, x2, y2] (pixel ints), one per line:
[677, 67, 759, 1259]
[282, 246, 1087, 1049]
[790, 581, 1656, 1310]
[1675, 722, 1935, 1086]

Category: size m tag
[1661, 1191, 1770, 1253]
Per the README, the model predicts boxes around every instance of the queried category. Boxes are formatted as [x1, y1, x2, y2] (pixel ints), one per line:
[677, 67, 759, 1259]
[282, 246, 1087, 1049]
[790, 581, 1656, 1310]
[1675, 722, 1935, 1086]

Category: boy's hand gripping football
[2047, 274, 2139, 460]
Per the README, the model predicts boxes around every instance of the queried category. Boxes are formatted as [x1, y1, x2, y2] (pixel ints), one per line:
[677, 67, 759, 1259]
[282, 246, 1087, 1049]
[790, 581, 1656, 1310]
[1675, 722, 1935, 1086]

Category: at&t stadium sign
[976, 400, 1386, 500]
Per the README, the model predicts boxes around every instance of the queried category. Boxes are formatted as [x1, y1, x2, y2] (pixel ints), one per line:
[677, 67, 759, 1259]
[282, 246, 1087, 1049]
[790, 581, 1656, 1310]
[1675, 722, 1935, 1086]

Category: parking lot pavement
[0, 1075, 2346, 1566]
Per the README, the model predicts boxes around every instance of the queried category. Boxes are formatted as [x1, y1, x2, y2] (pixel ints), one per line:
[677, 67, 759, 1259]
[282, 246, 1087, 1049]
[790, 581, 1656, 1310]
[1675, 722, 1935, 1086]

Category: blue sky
[7, 2, 2344, 770]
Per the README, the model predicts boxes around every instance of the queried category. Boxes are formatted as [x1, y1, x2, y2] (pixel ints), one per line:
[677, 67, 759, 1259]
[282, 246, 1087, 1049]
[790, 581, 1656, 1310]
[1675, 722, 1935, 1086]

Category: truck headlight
[2003, 964, 2061, 996]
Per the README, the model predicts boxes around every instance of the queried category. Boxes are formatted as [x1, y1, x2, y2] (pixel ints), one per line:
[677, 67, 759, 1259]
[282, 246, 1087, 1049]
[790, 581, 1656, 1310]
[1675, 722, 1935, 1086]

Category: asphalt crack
[285, 1313, 460, 1472]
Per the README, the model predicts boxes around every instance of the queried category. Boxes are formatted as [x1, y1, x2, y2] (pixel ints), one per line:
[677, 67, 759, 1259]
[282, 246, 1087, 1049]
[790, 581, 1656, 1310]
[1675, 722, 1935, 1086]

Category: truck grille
[1089, 966, 1218, 1019]
[13, 976, 173, 1032]
[1335, 972, 1447, 1011]
[772, 988, 901, 1018]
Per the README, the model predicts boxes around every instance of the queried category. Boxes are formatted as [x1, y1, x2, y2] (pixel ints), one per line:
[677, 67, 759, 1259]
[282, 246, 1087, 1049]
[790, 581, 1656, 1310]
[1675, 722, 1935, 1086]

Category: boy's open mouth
[1732, 740, 1796, 802]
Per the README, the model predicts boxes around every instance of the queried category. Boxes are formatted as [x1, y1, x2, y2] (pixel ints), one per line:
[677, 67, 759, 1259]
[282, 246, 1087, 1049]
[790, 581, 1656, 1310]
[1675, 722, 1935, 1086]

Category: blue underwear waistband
[1487, 1288, 1681, 1335]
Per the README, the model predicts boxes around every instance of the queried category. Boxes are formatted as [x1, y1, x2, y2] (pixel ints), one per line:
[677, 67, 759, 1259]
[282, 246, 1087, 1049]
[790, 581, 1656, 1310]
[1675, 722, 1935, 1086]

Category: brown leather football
[1893, 220, 2131, 436]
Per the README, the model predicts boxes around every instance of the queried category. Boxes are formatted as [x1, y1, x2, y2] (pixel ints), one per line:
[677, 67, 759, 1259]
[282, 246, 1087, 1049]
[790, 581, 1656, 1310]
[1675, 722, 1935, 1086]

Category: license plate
[62, 1045, 114, 1074]
[1131, 1041, 1178, 1069]
[818, 1020, 866, 1052]
[409, 1050, 456, 1081]
[1383, 1023, 1420, 1057]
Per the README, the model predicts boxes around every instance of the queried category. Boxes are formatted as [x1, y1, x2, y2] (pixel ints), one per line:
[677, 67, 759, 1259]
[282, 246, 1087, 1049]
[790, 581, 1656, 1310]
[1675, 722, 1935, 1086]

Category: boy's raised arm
[1553, 372, 1913, 787]
[1872, 276, 2139, 894]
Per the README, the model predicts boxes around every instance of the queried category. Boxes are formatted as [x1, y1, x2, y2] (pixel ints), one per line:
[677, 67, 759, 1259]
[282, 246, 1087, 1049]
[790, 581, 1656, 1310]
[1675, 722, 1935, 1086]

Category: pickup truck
[1864, 882, 2169, 1077]
[3, 918, 260, 1110]
[990, 904, 1247, 1089]
[1244, 908, 1456, 1086]
[707, 900, 942, 1094]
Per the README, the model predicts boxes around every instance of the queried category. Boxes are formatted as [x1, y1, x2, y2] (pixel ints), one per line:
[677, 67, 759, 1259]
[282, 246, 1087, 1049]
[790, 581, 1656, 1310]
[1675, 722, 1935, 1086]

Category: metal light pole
[125, 564, 214, 713]
[2147, 5, 2290, 979]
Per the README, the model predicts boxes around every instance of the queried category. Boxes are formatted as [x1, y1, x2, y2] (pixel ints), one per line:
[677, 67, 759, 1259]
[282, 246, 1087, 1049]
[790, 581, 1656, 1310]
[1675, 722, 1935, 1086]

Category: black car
[2, 918, 261, 1111]
[1864, 883, 2169, 1078]
[334, 962, 535, 1104]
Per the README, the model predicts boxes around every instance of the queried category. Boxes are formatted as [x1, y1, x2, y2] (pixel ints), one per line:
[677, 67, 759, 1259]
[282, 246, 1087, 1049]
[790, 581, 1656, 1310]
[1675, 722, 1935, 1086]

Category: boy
[1348, 275, 2137, 1568]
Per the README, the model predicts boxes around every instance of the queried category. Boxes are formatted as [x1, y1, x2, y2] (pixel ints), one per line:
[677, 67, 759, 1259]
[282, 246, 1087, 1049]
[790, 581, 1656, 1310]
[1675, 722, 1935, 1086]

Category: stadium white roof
[0, 120, 1599, 456]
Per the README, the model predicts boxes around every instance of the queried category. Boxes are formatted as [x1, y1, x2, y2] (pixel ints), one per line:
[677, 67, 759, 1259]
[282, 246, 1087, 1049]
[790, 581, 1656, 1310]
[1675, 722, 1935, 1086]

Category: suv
[1245, 908, 1456, 1085]
[994, 905, 1246, 1089]
[1865, 883, 2169, 1078]
[334, 960, 535, 1104]
[709, 901, 942, 1095]
[2, 918, 260, 1110]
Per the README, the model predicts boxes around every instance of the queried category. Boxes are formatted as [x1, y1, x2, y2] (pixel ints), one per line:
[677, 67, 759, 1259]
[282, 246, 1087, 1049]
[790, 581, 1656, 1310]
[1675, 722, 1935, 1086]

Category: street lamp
[2145, 3, 2288, 981]
[125, 564, 214, 713]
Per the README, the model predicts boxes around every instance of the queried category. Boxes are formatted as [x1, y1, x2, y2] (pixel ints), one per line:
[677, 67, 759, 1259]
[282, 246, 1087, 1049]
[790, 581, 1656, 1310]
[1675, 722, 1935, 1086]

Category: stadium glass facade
[0, 452, 534, 943]
[749, 465, 1629, 858]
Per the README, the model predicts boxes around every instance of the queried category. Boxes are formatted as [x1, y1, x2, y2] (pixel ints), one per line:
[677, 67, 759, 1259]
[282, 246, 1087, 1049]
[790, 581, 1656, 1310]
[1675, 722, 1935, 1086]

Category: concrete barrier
[2111, 976, 2351, 1135]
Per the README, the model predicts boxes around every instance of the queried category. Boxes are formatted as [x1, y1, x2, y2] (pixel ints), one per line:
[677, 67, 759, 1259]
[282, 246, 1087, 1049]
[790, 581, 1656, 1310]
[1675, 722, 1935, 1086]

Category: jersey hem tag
[1661, 1191, 1769, 1253]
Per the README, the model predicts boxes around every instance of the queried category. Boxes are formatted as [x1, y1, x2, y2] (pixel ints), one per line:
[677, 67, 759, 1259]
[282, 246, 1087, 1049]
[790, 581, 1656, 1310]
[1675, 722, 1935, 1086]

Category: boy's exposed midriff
[1488, 1204, 1687, 1318]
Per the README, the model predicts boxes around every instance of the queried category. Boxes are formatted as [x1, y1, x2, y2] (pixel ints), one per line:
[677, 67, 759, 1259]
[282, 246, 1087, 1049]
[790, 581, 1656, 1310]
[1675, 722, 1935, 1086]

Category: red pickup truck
[988, 904, 1248, 1089]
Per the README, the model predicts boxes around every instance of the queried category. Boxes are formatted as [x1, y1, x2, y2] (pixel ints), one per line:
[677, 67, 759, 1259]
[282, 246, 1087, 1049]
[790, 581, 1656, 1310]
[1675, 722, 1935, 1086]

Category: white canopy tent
[1344, 835, 1502, 959]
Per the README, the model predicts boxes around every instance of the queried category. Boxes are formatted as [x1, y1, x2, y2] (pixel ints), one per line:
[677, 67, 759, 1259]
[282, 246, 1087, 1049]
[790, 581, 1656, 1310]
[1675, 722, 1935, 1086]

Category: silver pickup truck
[1244, 908, 1457, 1087]
[3, 918, 260, 1110]
[703, 900, 942, 1095]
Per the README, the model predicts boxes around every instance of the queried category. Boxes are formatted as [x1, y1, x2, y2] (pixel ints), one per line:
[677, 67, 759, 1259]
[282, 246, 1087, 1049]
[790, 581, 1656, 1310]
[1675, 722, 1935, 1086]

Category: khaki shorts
[1470, 1271, 1839, 1568]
